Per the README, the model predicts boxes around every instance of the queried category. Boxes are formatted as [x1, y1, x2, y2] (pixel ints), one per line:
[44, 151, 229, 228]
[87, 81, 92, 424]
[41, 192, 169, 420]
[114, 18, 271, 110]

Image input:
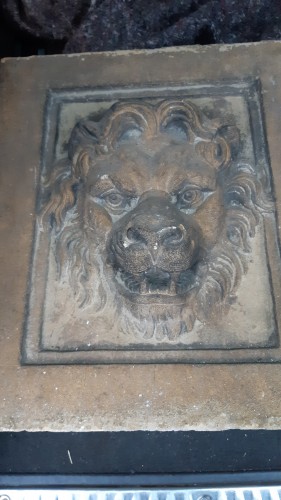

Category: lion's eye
[102, 192, 124, 208]
[177, 189, 204, 210]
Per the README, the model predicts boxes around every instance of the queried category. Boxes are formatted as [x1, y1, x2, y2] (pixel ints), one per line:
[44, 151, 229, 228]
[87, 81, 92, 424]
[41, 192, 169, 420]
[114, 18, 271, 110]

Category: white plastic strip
[0, 487, 281, 500]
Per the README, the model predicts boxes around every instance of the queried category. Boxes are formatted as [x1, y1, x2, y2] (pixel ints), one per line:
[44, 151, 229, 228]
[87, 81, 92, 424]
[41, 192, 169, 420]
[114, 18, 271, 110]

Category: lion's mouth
[114, 265, 198, 303]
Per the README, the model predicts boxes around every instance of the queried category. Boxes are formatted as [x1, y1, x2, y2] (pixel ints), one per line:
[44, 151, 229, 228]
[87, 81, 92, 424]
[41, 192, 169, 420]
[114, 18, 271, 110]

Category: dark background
[1, 0, 281, 59]
[1, 0, 281, 479]
[1, 431, 281, 475]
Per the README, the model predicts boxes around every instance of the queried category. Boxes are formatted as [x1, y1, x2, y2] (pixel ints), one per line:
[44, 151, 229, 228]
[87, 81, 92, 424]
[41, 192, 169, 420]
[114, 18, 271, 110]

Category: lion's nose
[157, 225, 185, 247]
[126, 226, 147, 244]
[125, 224, 185, 249]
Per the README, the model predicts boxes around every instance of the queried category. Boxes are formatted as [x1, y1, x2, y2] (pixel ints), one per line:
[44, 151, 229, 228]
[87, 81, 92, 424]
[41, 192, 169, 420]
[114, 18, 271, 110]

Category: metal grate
[0, 487, 281, 500]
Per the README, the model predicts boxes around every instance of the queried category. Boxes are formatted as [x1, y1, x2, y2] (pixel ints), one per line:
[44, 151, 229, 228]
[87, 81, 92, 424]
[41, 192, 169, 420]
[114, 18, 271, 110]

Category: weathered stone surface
[23, 85, 278, 363]
[2, 42, 281, 430]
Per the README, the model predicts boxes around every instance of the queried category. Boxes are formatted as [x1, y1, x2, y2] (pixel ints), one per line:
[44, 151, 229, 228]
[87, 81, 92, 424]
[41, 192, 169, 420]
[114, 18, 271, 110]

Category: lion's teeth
[119, 267, 198, 296]
[128, 281, 140, 292]
[140, 281, 147, 294]
[169, 279, 176, 294]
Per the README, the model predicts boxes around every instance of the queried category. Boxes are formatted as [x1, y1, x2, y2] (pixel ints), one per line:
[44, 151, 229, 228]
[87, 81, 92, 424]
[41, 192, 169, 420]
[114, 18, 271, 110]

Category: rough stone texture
[2, 42, 281, 430]
[2, 0, 281, 55]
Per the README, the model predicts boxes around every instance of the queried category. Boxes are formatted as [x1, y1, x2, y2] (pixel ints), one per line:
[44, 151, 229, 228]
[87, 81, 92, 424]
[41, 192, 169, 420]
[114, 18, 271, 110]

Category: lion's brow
[92, 176, 116, 193]
[168, 173, 217, 193]
[110, 176, 137, 196]
[92, 176, 136, 196]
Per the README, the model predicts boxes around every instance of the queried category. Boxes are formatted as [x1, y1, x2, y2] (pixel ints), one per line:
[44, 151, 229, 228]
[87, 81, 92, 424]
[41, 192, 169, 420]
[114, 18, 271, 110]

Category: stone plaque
[3, 43, 281, 430]
[23, 81, 280, 364]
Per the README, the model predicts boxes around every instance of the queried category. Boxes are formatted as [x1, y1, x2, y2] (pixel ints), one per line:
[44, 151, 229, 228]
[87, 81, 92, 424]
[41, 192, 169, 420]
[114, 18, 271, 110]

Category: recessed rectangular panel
[22, 80, 281, 364]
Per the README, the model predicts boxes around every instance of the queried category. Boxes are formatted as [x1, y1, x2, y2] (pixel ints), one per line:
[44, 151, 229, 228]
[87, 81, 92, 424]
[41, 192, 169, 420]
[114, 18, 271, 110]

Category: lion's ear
[68, 119, 101, 160]
[217, 125, 240, 160]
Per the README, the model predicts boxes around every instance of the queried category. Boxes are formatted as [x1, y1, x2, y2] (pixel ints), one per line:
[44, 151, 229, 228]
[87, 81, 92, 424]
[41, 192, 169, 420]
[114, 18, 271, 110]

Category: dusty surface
[2, 42, 281, 430]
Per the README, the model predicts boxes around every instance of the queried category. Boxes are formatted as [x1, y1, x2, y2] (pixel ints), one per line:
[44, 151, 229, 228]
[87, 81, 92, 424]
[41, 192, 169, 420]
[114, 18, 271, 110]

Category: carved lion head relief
[41, 99, 272, 341]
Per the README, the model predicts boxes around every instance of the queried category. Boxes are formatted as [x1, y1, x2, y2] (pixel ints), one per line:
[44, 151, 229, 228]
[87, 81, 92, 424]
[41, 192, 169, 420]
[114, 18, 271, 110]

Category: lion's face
[82, 137, 224, 312]
[43, 100, 270, 340]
